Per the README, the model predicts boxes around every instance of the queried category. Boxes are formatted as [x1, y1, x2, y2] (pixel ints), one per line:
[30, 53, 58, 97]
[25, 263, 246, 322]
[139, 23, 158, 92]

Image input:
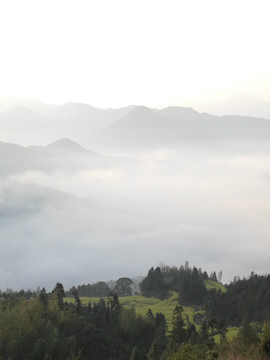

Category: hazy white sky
[0, 0, 269, 107]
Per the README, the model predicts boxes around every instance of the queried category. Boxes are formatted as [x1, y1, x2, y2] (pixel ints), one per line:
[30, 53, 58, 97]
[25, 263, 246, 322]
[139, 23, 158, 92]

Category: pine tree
[171, 306, 186, 346]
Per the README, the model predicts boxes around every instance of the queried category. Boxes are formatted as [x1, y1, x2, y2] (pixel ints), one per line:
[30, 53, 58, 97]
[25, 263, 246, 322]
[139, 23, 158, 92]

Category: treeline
[140, 264, 270, 327]
[2, 264, 270, 359]
[66, 277, 134, 298]
[1, 282, 270, 360]
[0, 281, 228, 360]
[140, 263, 219, 305]
[66, 281, 111, 297]
[0, 282, 225, 360]
[4, 263, 270, 329]
[206, 272, 270, 325]
[64, 263, 220, 303]
[0, 283, 158, 360]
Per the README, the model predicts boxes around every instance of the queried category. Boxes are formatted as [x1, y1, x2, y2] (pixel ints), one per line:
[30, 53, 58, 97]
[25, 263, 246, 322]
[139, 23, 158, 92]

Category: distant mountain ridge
[45, 138, 91, 153]
[193, 93, 270, 119]
[88, 104, 270, 152]
[0, 101, 138, 146]
[1, 97, 270, 152]
[0, 138, 136, 176]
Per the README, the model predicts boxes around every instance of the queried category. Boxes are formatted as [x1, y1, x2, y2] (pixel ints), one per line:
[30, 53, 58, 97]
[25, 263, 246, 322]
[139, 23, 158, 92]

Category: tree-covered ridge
[140, 264, 218, 305]
[205, 272, 270, 326]
[1, 265, 270, 359]
[0, 285, 160, 360]
[0, 283, 228, 360]
[140, 264, 270, 328]
[66, 277, 134, 298]
[66, 281, 111, 298]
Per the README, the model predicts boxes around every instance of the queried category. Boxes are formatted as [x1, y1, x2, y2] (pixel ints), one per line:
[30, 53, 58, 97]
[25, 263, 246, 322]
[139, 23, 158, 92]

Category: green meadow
[66, 291, 200, 330]
[66, 284, 239, 338]
[66, 280, 226, 328]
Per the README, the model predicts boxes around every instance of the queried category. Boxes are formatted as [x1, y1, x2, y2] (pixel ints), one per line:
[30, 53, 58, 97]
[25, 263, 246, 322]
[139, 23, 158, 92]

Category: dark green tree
[170, 306, 186, 347]
[71, 287, 81, 313]
[52, 282, 65, 310]
[39, 287, 49, 309]
[146, 308, 154, 321]
[113, 277, 133, 297]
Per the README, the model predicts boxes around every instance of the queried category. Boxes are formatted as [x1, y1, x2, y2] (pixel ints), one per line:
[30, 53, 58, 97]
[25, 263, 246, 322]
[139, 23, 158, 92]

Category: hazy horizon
[1, 1, 270, 291]
[0, 97, 270, 290]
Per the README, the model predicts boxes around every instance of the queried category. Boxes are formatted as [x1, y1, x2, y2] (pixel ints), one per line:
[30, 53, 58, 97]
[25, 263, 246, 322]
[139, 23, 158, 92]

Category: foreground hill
[67, 291, 197, 331]
[1, 264, 270, 359]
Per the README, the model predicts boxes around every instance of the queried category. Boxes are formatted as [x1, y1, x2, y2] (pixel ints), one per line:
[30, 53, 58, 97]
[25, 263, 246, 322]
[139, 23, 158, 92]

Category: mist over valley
[1, 99, 270, 290]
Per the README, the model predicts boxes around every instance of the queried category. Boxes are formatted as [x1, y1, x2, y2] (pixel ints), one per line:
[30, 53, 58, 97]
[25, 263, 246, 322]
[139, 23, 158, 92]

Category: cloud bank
[1, 141, 270, 290]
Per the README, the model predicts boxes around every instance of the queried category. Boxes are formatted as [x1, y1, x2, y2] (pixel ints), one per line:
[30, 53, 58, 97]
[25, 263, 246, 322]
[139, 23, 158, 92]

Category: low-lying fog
[1, 138, 270, 290]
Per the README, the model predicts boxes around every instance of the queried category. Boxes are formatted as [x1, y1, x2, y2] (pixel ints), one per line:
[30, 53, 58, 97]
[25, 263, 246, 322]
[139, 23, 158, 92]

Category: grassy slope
[66, 282, 234, 334]
[118, 291, 198, 328]
[66, 292, 197, 330]
[205, 280, 226, 293]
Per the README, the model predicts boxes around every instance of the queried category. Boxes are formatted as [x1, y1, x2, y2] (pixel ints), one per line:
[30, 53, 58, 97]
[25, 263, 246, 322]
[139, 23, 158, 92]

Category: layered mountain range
[1, 96, 270, 289]
[0, 97, 270, 154]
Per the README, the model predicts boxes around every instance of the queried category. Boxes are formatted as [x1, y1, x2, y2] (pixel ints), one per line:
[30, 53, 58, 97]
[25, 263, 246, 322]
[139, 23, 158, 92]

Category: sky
[0, 0, 270, 108]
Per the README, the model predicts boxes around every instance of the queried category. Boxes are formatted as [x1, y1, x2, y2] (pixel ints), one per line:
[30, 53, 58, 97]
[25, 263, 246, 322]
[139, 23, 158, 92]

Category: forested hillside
[140, 264, 213, 304]
[206, 272, 270, 325]
[1, 265, 270, 359]
[139, 264, 270, 327]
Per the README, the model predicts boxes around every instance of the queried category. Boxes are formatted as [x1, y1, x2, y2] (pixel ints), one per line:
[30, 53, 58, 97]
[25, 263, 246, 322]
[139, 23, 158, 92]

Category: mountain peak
[132, 105, 152, 114]
[46, 138, 87, 152]
[121, 106, 160, 122]
[161, 105, 199, 115]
